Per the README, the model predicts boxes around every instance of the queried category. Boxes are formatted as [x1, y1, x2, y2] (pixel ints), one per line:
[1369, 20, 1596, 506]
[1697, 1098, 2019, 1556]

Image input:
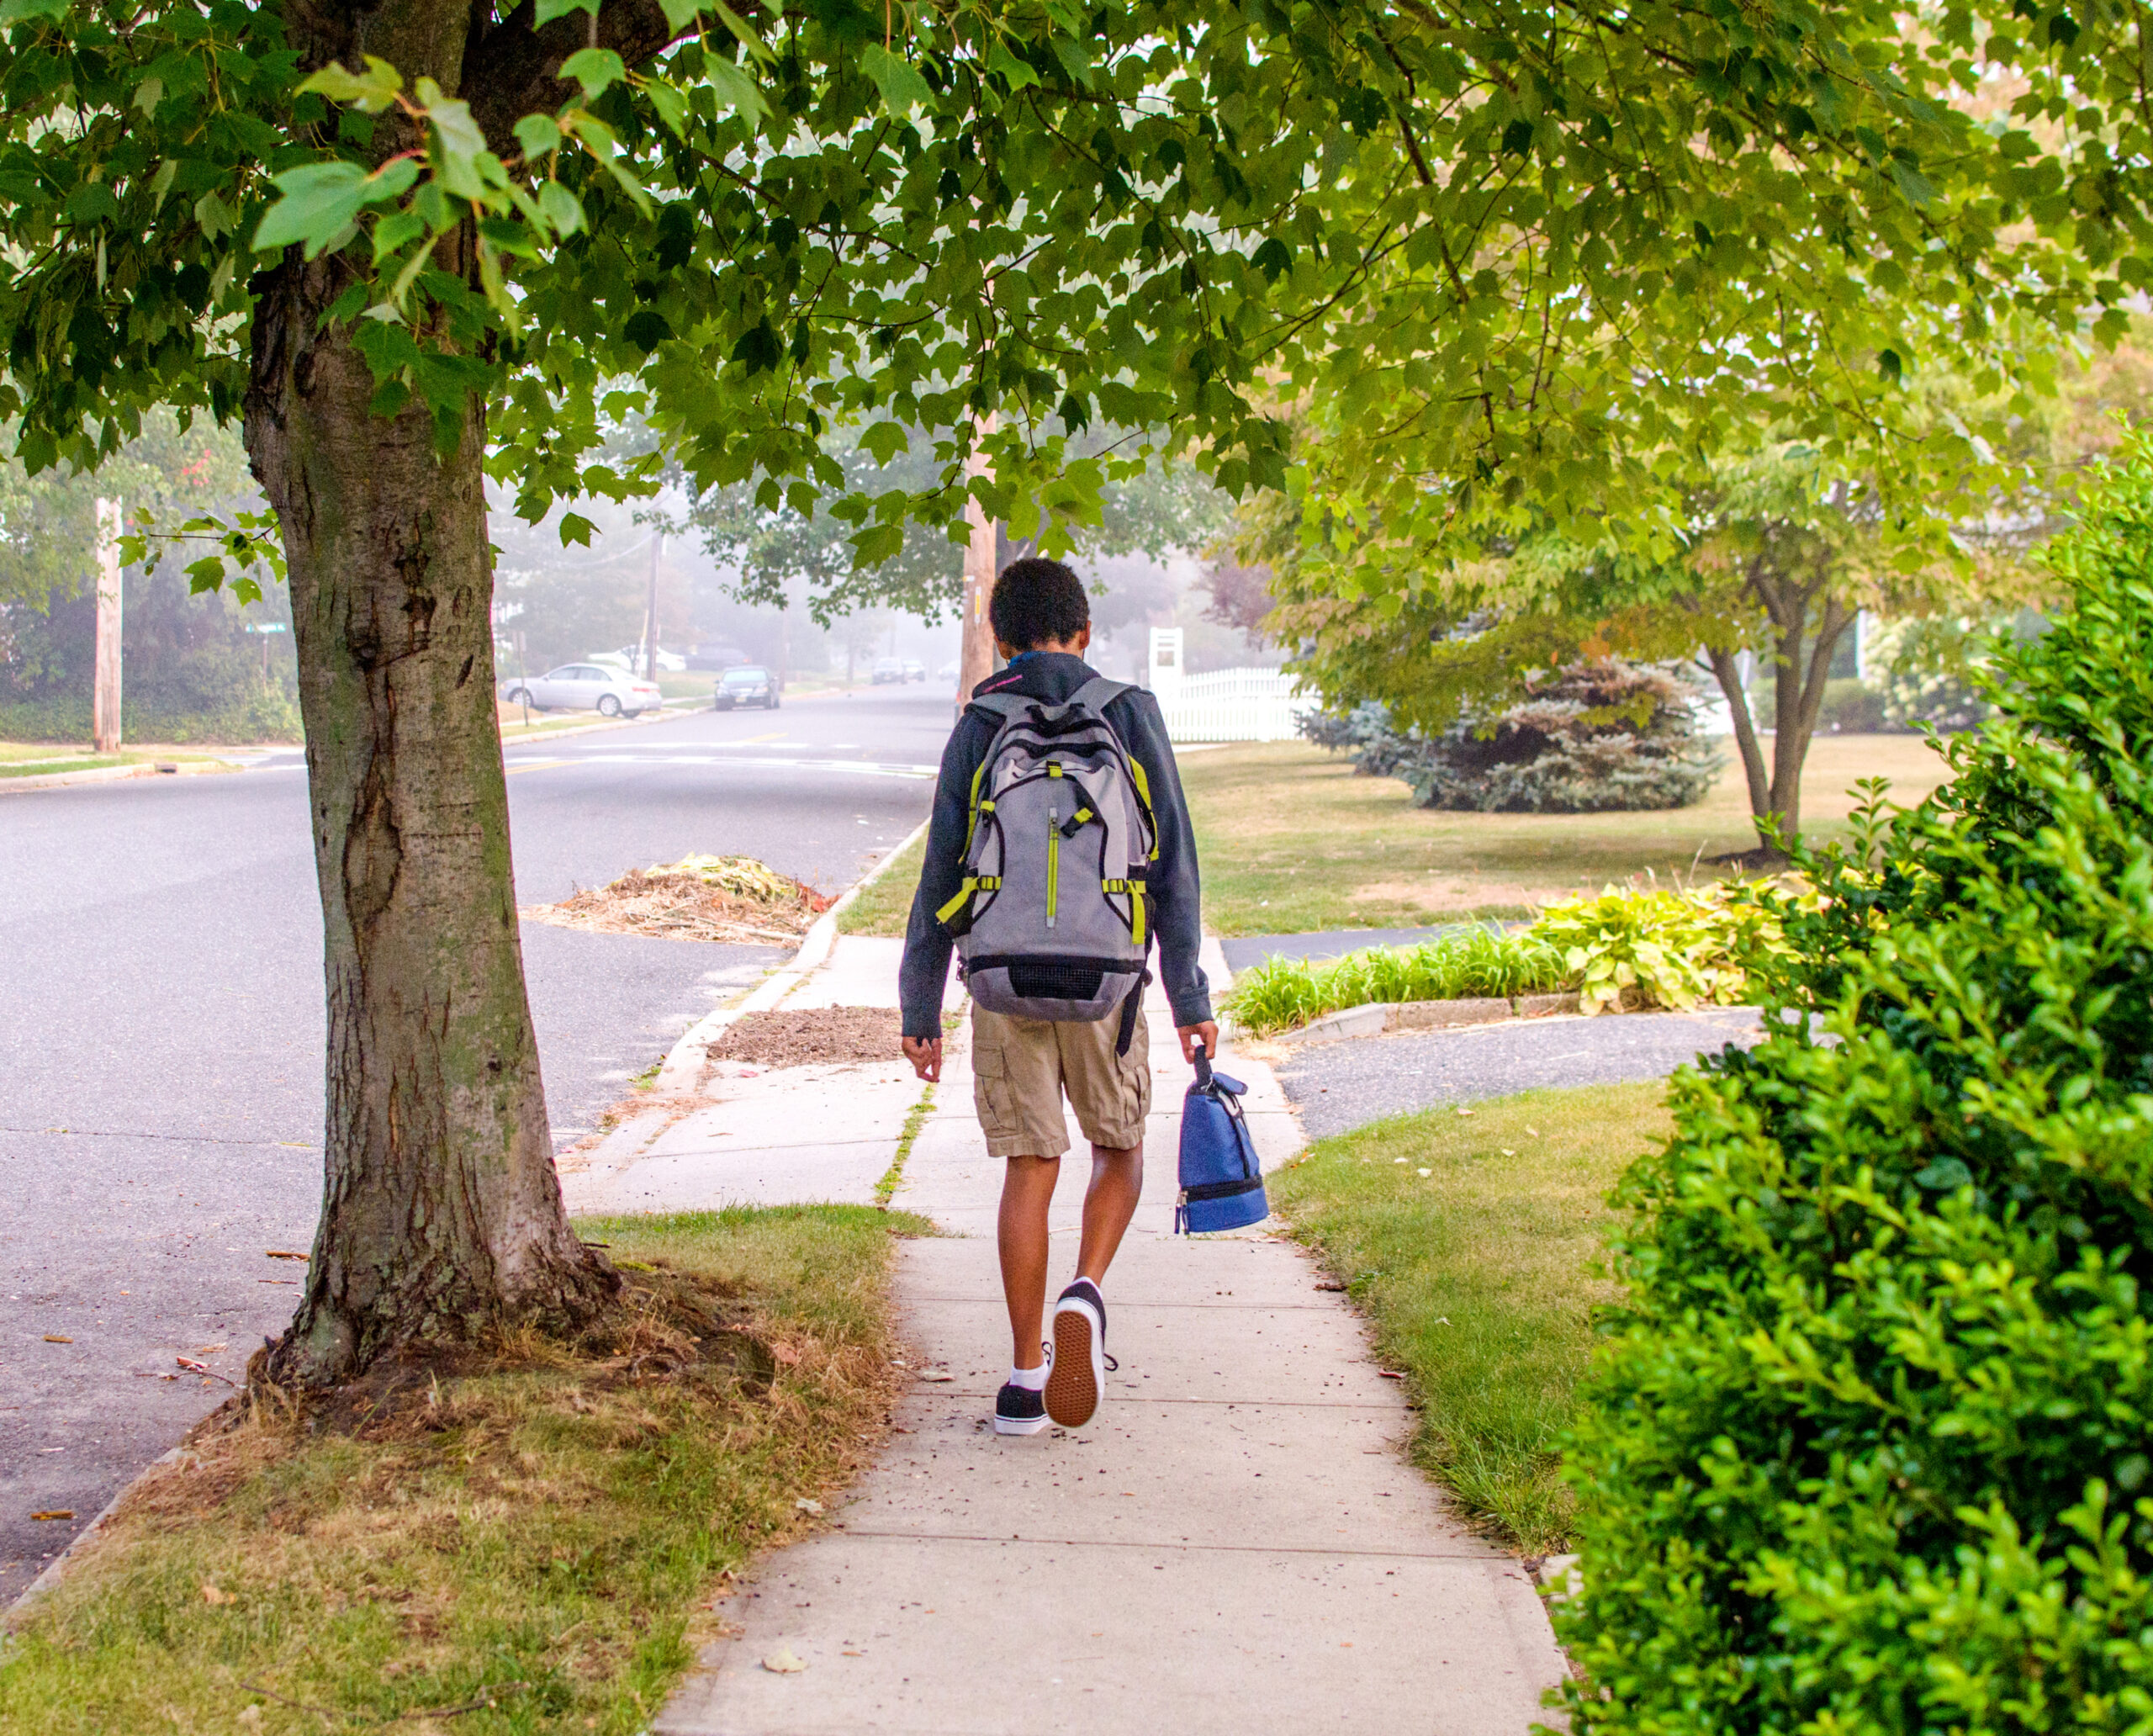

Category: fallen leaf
[1500, 1148, 1516, 1156]
[1416, 1167, 1431, 1177]
[42, 1336, 71, 1344]
[264, 1251, 308, 1261]
[1454, 1106, 1475, 1117]
[192, 1344, 228, 1355]
[201, 1582, 236, 1606]
[916, 1369, 955, 1383]
[794, 1497, 824, 1516]
[1315, 1279, 1346, 1292]
[29, 1511, 72, 1522]
[771, 1342, 802, 1367]
[1378, 1369, 1406, 1380]
[1525, 1126, 1539, 1137]
[761, 1648, 807, 1675]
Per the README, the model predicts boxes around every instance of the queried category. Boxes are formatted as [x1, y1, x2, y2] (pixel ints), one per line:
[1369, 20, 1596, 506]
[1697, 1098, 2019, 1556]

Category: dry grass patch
[524, 855, 832, 945]
[1269, 1083, 1671, 1556]
[0, 1204, 927, 1735]
[1182, 734, 1952, 934]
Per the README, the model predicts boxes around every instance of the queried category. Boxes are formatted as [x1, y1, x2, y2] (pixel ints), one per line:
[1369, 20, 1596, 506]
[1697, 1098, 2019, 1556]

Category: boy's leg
[973, 1008, 1075, 1371]
[1075, 1141, 1143, 1285]
[997, 1154, 1061, 1368]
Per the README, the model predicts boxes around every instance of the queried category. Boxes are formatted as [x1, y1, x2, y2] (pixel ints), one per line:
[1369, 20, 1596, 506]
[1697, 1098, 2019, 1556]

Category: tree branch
[465, 0, 730, 148]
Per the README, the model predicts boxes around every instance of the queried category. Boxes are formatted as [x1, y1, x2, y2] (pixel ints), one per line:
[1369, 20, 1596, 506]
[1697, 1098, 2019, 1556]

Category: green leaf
[252, 161, 372, 255]
[64, 183, 119, 225]
[559, 513, 598, 548]
[297, 56, 405, 114]
[658, 0, 706, 27]
[537, 182, 586, 239]
[707, 1, 772, 64]
[643, 77, 688, 138]
[535, 0, 600, 22]
[415, 82, 492, 201]
[514, 114, 563, 160]
[860, 421, 908, 464]
[1913, 1157, 1973, 1191]
[1888, 157, 1937, 208]
[850, 521, 906, 566]
[703, 54, 769, 122]
[0, 0, 70, 23]
[860, 45, 933, 115]
[133, 75, 163, 118]
[559, 48, 628, 102]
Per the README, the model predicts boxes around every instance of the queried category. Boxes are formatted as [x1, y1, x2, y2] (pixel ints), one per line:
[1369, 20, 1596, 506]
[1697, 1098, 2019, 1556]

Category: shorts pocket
[971, 1041, 1019, 1135]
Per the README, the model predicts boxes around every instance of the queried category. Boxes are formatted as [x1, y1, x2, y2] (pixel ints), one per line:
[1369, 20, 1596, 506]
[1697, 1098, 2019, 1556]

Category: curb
[1272, 992, 1584, 1045]
[0, 758, 239, 795]
[650, 815, 930, 1094]
[4, 1446, 188, 1626]
[495, 698, 706, 749]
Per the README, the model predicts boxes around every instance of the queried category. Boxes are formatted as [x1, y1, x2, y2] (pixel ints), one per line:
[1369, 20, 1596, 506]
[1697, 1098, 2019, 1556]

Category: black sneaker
[1047, 1278, 1110, 1428]
[994, 1379, 1049, 1436]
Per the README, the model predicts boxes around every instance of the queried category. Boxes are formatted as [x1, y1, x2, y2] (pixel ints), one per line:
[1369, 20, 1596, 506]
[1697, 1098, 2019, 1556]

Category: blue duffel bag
[1175, 1041, 1269, 1234]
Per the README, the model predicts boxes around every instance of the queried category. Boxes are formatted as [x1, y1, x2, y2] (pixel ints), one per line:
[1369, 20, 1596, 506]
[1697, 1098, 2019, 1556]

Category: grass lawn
[1268, 1082, 1671, 1556]
[0, 1205, 926, 1735]
[839, 828, 928, 937]
[1182, 733, 1952, 934]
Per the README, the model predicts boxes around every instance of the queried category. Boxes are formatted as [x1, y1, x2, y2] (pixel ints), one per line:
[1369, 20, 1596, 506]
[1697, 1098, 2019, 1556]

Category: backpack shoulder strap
[1066, 675, 1133, 716]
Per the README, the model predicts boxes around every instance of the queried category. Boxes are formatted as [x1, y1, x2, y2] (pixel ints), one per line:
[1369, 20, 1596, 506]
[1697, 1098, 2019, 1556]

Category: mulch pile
[706, 1007, 904, 1068]
[523, 854, 831, 945]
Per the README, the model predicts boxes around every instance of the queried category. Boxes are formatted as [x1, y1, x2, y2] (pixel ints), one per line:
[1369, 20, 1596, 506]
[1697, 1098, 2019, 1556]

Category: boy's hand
[1177, 1021, 1219, 1063]
[902, 1035, 943, 1082]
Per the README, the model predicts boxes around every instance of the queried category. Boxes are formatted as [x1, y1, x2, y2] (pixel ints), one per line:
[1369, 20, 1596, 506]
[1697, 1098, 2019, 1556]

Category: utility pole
[92, 497, 123, 753]
[957, 411, 998, 707]
[641, 526, 663, 680]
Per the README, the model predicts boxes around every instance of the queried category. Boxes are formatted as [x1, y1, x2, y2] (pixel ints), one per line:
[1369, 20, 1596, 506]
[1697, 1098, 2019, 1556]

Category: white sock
[1009, 1362, 1047, 1391]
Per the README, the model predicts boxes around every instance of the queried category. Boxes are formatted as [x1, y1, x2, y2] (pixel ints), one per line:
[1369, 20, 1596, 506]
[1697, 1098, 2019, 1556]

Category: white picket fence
[1151, 667, 1312, 743]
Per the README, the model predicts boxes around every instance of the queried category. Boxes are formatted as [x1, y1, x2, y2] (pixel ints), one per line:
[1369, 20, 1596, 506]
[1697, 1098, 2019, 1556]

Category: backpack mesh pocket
[1008, 959, 1107, 1001]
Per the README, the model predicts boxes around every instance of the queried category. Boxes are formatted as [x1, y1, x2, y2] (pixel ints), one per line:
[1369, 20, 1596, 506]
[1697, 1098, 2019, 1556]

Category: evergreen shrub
[1556, 451, 2153, 1734]
[1299, 661, 1721, 812]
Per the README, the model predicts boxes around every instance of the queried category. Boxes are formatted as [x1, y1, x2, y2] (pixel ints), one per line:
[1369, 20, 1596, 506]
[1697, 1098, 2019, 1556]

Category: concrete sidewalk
[570, 935, 1568, 1733]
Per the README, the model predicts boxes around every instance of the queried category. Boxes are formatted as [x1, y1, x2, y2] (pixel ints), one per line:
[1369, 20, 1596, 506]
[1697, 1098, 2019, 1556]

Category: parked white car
[598, 644, 686, 672]
[501, 663, 663, 718]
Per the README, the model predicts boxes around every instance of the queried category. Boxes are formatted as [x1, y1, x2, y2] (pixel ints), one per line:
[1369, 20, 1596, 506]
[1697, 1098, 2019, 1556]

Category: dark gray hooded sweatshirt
[898, 651, 1212, 1040]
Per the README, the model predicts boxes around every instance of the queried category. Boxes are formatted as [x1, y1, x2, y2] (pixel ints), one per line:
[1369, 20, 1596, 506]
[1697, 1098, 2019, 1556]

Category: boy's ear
[1076, 624, 1092, 653]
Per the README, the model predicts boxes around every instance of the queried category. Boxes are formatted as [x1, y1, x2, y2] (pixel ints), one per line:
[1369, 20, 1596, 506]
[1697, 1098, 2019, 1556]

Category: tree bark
[1703, 549, 1858, 858]
[241, 0, 615, 1386]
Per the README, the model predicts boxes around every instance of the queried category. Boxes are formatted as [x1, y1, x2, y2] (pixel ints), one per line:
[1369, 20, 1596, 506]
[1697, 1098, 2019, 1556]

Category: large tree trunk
[241, 0, 617, 1382]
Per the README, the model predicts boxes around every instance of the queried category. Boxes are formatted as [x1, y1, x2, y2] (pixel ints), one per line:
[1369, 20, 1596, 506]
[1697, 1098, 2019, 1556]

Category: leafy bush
[1222, 884, 1784, 1035]
[1556, 455, 2153, 1735]
[1300, 661, 1722, 812]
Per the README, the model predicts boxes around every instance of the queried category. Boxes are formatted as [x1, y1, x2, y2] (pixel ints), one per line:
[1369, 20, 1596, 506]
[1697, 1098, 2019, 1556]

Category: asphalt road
[1275, 1007, 1766, 1139]
[0, 682, 952, 1597]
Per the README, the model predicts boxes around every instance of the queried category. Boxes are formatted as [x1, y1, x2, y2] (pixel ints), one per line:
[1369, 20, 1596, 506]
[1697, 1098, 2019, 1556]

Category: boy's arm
[1115, 689, 1213, 1029]
[898, 717, 983, 1041]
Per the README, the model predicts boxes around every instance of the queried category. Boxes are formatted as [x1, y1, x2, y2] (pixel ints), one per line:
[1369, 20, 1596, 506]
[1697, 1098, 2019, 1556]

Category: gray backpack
[937, 676, 1159, 1050]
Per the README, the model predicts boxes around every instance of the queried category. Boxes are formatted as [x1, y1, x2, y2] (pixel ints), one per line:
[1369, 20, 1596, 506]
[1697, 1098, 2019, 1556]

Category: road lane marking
[505, 758, 569, 775]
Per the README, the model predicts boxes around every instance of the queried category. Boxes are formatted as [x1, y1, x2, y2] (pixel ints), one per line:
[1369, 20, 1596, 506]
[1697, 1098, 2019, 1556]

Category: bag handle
[1191, 1036, 1214, 1091]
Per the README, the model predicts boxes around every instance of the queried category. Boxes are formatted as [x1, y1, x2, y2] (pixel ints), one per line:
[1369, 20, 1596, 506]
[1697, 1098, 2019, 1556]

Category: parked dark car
[871, 656, 905, 685]
[713, 664, 781, 710]
[685, 642, 749, 671]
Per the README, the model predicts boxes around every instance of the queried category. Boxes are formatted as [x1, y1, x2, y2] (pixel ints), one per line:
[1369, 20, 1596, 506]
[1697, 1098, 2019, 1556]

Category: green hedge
[1556, 454, 2153, 1731]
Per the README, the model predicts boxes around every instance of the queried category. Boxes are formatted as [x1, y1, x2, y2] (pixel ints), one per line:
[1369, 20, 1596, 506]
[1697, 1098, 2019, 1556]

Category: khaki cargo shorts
[971, 1003, 1151, 1158]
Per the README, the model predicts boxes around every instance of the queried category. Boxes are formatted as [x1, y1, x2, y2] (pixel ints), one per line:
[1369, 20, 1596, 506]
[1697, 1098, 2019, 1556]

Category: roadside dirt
[706, 1008, 904, 1068]
[523, 855, 831, 945]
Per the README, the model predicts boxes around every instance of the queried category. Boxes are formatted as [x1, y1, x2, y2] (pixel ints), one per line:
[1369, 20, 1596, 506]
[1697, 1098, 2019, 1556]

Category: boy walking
[900, 557, 1216, 1434]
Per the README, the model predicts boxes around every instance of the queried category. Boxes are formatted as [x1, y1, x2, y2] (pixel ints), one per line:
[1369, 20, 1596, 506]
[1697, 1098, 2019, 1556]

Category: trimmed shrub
[1556, 453, 2153, 1734]
[1299, 661, 1722, 812]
